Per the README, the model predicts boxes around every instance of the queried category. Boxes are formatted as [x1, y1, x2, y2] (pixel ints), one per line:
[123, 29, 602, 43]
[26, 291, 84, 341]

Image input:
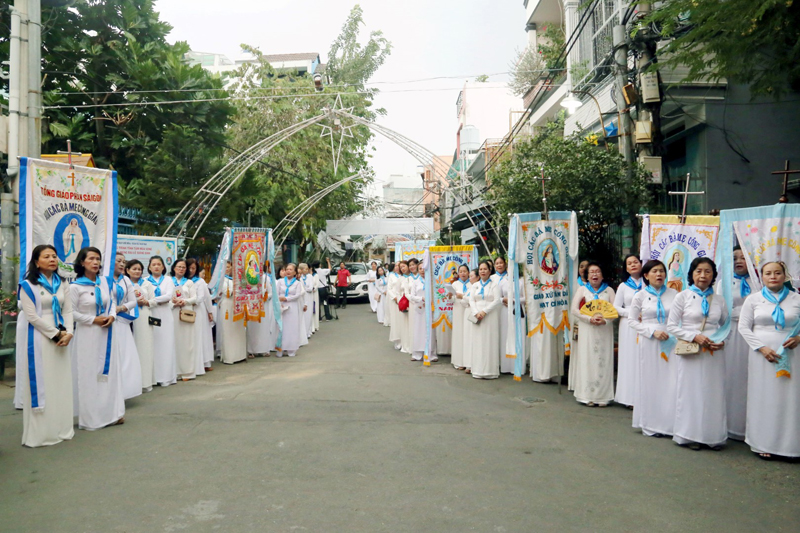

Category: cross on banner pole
[57, 139, 82, 187]
[771, 160, 800, 204]
[540, 163, 551, 222]
[668, 172, 705, 223]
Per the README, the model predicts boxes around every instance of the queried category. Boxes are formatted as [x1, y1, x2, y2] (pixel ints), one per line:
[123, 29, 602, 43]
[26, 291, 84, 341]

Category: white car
[329, 262, 373, 300]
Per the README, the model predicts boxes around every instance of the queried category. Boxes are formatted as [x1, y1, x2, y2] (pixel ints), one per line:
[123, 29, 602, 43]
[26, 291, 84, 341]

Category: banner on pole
[117, 235, 178, 268]
[395, 240, 436, 261]
[232, 228, 266, 323]
[429, 245, 478, 332]
[19, 157, 118, 281]
[517, 216, 578, 337]
[639, 215, 719, 292]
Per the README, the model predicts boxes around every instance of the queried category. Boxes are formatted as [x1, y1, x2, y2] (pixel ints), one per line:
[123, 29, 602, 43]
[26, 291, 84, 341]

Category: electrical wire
[48, 69, 569, 96]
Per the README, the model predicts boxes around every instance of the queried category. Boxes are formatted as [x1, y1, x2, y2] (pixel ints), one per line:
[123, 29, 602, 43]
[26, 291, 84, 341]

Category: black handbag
[148, 316, 162, 327]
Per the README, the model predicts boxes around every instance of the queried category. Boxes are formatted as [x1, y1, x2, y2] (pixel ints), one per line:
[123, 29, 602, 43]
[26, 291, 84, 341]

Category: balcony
[525, 0, 563, 26]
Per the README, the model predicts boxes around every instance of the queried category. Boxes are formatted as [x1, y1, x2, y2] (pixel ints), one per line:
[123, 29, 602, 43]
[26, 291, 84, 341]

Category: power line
[43, 85, 567, 110]
[47, 69, 568, 96]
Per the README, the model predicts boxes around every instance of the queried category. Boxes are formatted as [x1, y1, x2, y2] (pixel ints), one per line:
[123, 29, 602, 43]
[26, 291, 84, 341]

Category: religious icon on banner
[430, 246, 478, 332]
[518, 219, 577, 336]
[18, 157, 118, 281]
[639, 215, 719, 293]
[232, 230, 266, 323]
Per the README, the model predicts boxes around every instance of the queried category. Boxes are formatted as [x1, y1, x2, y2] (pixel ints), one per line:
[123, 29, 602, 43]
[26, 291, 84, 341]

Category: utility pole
[3, 0, 37, 292]
[613, 23, 634, 177]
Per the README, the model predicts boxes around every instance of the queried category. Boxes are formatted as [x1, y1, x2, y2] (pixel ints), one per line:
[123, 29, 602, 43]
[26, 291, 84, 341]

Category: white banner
[19, 157, 117, 281]
[639, 215, 719, 293]
[516, 216, 578, 336]
[327, 218, 434, 236]
[116, 235, 178, 269]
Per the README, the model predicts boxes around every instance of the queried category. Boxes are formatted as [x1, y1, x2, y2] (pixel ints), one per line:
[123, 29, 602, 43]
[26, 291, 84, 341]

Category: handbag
[467, 312, 480, 324]
[398, 294, 409, 312]
[148, 316, 162, 327]
[675, 296, 711, 355]
[179, 309, 196, 323]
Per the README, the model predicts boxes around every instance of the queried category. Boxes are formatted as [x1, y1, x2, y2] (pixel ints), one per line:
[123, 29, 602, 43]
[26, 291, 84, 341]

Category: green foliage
[224, 5, 390, 255]
[487, 117, 651, 265]
[538, 23, 566, 73]
[643, 0, 800, 97]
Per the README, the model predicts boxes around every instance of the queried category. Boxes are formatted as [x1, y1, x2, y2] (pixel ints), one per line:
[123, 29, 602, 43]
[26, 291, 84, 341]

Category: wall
[704, 84, 800, 211]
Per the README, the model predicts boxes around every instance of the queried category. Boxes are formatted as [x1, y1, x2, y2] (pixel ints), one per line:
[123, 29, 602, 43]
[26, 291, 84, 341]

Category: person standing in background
[367, 261, 379, 313]
[335, 261, 352, 309]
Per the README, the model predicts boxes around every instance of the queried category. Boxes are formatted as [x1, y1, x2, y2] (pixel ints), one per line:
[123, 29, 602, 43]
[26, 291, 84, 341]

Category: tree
[32, 0, 233, 212]
[643, 0, 800, 97]
[487, 117, 651, 270]
[224, 5, 391, 256]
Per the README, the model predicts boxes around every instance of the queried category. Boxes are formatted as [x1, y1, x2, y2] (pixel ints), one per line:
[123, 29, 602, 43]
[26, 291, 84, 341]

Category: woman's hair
[641, 260, 666, 286]
[147, 255, 166, 275]
[458, 264, 470, 274]
[125, 259, 144, 278]
[479, 259, 494, 275]
[584, 261, 604, 280]
[185, 258, 199, 278]
[376, 266, 386, 277]
[408, 258, 419, 266]
[25, 244, 62, 284]
[387, 263, 395, 272]
[687, 257, 717, 286]
[494, 256, 507, 266]
[170, 258, 187, 277]
[761, 261, 787, 276]
[623, 254, 641, 280]
[74, 247, 102, 278]
[470, 268, 480, 278]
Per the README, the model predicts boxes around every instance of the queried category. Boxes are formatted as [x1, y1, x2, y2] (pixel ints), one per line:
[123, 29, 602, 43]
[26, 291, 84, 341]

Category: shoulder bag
[179, 309, 196, 323]
[674, 296, 711, 355]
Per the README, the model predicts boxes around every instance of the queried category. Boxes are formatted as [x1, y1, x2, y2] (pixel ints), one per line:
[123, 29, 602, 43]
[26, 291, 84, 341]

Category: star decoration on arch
[319, 94, 357, 175]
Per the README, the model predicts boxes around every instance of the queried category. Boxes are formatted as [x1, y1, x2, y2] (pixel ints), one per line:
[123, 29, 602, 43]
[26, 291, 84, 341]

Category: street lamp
[560, 90, 610, 152]
[560, 93, 583, 115]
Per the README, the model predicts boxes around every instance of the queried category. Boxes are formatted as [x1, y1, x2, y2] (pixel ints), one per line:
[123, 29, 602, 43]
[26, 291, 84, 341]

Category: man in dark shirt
[335, 262, 352, 309]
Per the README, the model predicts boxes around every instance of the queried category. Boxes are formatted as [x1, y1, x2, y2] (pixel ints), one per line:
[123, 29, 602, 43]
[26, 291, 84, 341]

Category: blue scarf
[173, 276, 188, 288]
[148, 275, 164, 297]
[577, 276, 586, 287]
[496, 271, 507, 279]
[645, 284, 667, 324]
[587, 282, 609, 300]
[38, 274, 64, 329]
[284, 277, 297, 297]
[625, 277, 643, 292]
[689, 285, 713, 317]
[478, 278, 491, 297]
[114, 275, 139, 321]
[191, 276, 200, 283]
[459, 280, 469, 293]
[762, 286, 789, 330]
[225, 275, 232, 280]
[73, 276, 113, 379]
[73, 276, 105, 316]
[734, 273, 751, 299]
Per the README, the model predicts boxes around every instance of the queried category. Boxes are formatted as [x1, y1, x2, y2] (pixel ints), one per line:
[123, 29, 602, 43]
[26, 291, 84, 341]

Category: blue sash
[73, 276, 114, 380]
[587, 283, 609, 300]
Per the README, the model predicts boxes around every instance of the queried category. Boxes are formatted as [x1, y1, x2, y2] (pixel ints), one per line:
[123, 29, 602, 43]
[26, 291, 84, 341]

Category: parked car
[329, 262, 371, 300]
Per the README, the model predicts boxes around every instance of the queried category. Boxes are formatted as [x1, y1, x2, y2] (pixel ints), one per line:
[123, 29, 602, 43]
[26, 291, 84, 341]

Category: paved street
[0, 303, 798, 532]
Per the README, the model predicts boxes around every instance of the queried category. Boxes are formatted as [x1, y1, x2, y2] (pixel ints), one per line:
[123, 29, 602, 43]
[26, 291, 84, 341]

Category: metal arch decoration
[163, 101, 495, 255]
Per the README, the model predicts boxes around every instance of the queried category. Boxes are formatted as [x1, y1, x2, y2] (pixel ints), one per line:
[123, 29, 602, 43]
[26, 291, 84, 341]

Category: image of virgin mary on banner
[511, 212, 578, 380]
[639, 215, 720, 292]
[18, 157, 118, 281]
[429, 246, 478, 346]
[232, 228, 266, 323]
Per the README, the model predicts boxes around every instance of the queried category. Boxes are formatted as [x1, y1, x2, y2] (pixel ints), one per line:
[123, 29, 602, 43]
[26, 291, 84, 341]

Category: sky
[155, 0, 528, 193]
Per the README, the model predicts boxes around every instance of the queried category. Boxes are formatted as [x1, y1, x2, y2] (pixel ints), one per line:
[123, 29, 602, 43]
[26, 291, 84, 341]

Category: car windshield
[346, 264, 367, 275]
